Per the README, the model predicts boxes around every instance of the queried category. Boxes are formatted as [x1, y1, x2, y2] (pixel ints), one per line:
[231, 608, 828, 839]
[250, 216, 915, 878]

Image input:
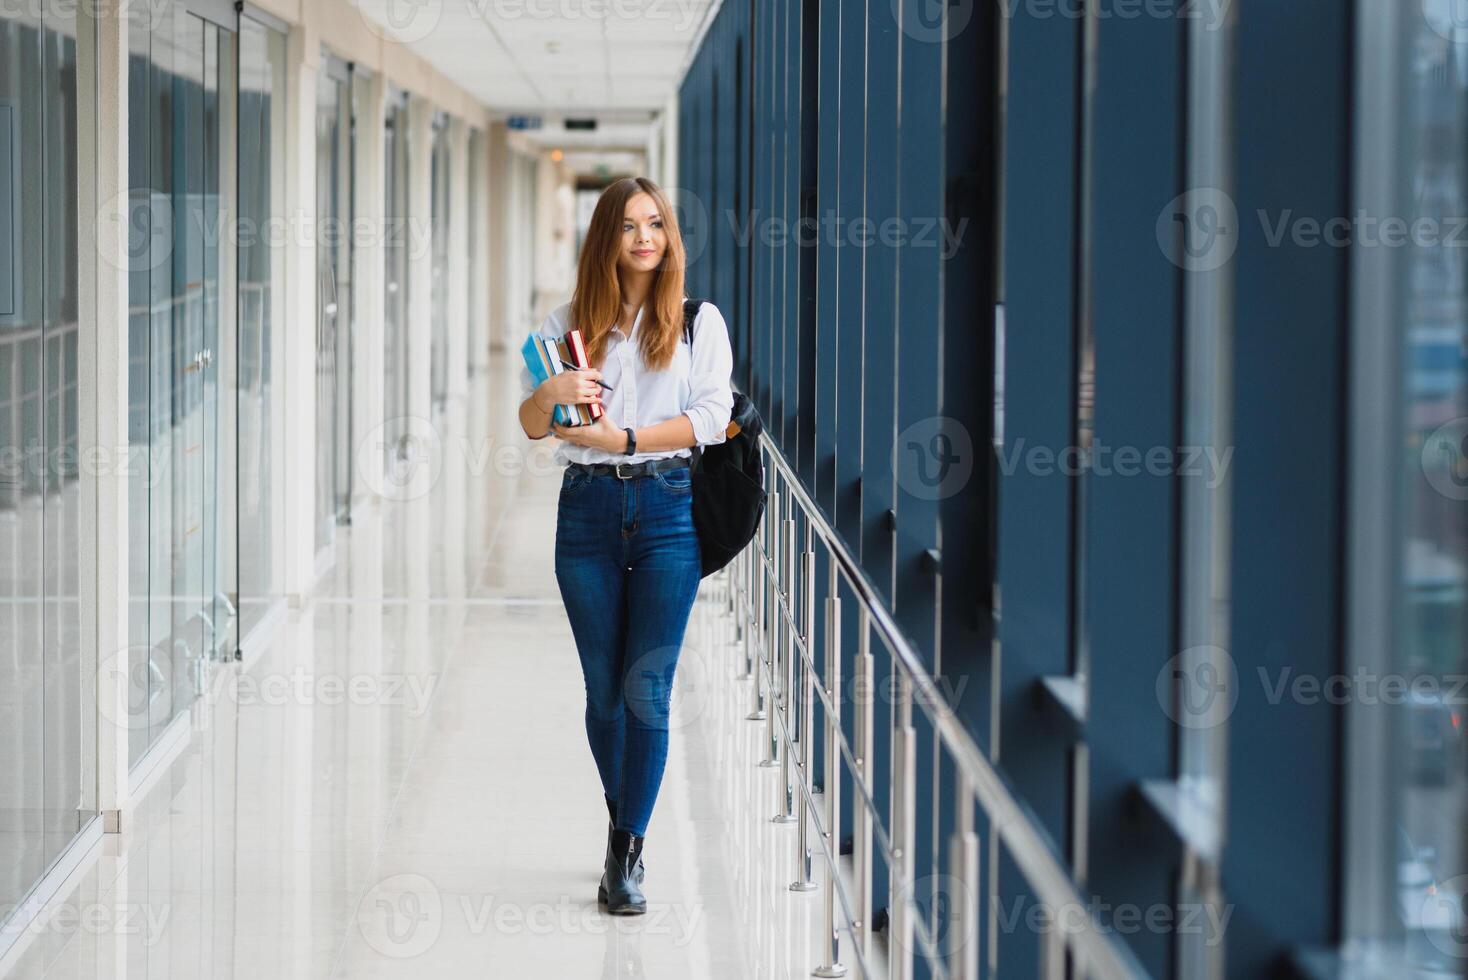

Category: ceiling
[353, 0, 718, 128]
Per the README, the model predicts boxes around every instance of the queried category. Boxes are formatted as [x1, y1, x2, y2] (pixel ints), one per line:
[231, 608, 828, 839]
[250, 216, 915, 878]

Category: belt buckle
[614, 461, 638, 480]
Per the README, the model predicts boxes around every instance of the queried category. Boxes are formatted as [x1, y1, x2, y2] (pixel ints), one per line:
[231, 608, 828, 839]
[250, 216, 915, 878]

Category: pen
[559, 360, 614, 391]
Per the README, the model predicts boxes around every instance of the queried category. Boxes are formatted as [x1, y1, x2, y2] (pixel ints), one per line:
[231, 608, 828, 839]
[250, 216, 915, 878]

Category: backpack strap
[681, 298, 707, 469]
[681, 298, 705, 346]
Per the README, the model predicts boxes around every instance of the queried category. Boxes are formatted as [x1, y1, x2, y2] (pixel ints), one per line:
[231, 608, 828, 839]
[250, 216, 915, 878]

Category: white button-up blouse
[519, 300, 735, 466]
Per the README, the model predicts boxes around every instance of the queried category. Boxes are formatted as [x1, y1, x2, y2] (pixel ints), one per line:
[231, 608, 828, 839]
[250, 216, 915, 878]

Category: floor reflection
[0, 357, 805, 979]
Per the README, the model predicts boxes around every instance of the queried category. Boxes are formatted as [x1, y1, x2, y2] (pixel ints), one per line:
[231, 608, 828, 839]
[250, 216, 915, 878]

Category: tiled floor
[0, 357, 856, 980]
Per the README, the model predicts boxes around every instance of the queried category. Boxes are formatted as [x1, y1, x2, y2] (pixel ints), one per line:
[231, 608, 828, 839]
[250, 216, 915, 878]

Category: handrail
[721, 430, 1151, 980]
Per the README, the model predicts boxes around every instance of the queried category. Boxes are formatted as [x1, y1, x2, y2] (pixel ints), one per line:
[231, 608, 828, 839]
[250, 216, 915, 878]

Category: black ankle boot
[603, 797, 645, 884]
[601, 829, 647, 915]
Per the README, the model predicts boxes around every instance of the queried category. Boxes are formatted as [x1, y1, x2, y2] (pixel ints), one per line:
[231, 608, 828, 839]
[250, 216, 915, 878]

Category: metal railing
[716, 432, 1151, 980]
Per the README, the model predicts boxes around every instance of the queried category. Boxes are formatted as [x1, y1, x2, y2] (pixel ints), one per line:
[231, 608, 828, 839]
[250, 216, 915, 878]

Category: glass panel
[167, 4, 205, 749]
[236, 15, 286, 639]
[202, 21, 236, 657]
[335, 74, 353, 523]
[0, 10, 48, 914]
[0, 0, 95, 927]
[1389, 13, 1468, 972]
[140, 0, 177, 763]
[128, 3, 228, 766]
[467, 128, 482, 379]
[126, 0, 154, 768]
[315, 66, 351, 553]
[1179, 0, 1234, 803]
[383, 91, 410, 470]
[430, 114, 450, 412]
[40, 0, 87, 878]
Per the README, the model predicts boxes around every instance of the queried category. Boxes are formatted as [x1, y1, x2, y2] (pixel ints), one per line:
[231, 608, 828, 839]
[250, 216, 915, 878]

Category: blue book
[520, 333, 574, 426]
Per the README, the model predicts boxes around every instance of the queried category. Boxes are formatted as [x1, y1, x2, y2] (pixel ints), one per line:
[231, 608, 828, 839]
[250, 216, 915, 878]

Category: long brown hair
[569, 177, 687, 372]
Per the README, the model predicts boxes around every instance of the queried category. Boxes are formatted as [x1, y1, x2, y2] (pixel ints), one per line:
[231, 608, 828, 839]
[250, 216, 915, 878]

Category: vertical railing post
[791, 527, 818, 879]
[852, 606, 874, 964]
[774, 509, 798, 820]
[813, 574, 847, 977]
[948, 774, 980, 980]
[739, 548, 751, 677]
[890, 672, 917, 980]
[745, 541, 765, 718]
[761, 487, 781, 764]
[1041, 925, 1066, 980]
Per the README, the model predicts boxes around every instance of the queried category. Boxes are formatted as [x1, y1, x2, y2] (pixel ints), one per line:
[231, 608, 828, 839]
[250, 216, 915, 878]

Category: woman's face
[617, 192, 667, 276]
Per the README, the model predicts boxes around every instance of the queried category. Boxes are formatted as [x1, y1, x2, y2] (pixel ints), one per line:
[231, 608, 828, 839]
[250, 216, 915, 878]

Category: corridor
[4, 0, 1465, 974]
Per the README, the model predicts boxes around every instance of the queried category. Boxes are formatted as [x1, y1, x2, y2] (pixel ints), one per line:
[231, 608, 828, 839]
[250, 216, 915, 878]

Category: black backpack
[683, 299, 766, 577]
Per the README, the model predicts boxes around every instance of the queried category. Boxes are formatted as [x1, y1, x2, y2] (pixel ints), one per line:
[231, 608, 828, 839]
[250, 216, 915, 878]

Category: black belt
[567, 457, 691, 480]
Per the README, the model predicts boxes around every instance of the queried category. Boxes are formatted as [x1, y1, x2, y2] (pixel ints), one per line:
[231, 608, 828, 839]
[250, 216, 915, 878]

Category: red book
[566, 329, 603, 420]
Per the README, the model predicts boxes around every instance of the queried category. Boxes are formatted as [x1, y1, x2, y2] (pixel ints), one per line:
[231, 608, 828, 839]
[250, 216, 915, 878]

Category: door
[128, 0, 235, 764]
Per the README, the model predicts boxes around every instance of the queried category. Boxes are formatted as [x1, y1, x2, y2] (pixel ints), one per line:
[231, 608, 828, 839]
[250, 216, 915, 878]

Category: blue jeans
[553, 464, 702, 837]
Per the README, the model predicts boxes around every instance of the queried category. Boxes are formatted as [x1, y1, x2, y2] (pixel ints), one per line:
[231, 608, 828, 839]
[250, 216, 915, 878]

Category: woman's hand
[533, 369, 604, 412]
[553, 414, 629, 453]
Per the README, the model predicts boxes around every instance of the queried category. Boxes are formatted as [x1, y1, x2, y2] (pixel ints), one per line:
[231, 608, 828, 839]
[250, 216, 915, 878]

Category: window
[1351, 1, 1468, 970]
[237, 11, 287, 640]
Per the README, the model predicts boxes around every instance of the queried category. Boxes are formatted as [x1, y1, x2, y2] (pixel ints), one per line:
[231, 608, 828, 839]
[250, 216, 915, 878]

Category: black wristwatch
[623, 427, 637, 455]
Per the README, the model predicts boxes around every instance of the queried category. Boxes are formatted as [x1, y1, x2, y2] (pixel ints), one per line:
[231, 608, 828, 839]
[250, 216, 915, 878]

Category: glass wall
[315, 52, 353, 555]
[127, 0, 235, 767]
[0, 0, 97, 929]
[236, 13, 286, 640]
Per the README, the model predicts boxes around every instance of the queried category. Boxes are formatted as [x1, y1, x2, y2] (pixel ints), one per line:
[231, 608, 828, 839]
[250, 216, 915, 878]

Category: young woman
[517, 177, 733, 915]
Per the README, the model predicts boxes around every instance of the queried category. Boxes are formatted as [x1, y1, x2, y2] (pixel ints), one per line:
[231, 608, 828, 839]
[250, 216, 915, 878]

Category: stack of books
[521, 329, 604, 426]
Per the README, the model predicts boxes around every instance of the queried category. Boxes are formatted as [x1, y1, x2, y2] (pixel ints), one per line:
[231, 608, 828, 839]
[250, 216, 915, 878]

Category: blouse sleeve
[684, 303, 735, 447]
[520, 310, 561, 440]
